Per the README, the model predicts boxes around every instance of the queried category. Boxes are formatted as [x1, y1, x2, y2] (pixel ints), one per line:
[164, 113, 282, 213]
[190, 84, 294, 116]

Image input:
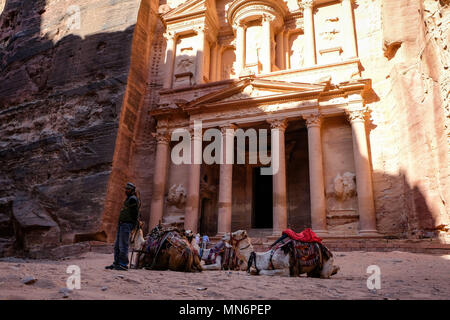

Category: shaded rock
[59, 288, 73, 294]
[22, 276, 37, 285]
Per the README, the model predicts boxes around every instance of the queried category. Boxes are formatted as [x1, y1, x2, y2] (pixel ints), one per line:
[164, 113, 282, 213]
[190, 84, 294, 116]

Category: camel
[229, 230, 340, 278]
[184, 230, 203, 271]
[135, 225, 203, 272]
[187, 234, 239, 270]
[129, 221, 146, 268]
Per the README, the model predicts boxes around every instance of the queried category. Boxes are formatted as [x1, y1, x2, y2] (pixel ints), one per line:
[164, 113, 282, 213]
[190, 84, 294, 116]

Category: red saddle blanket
[282, 228, 322, 243]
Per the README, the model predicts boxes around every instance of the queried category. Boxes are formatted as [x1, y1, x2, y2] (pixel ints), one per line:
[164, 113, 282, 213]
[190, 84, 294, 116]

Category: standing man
[105, 182, 140, 271]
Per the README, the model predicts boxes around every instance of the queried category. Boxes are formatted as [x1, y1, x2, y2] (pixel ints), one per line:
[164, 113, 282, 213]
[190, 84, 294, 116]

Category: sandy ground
[0, 251, 449, 300]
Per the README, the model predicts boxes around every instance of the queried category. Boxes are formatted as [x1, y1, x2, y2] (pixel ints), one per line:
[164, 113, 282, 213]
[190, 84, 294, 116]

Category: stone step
[206, 236, 450, 254]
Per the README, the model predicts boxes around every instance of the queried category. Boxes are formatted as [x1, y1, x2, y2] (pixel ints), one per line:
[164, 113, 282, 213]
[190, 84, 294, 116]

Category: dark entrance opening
[252, 167, 273, 228]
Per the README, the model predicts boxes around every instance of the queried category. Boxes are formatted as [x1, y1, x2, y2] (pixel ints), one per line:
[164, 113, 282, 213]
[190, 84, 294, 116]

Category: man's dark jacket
[118, 194, 139, 225]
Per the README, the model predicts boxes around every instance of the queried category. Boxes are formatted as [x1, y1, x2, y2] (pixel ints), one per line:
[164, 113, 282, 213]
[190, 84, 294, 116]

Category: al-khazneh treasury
[100, 0, 449, 242]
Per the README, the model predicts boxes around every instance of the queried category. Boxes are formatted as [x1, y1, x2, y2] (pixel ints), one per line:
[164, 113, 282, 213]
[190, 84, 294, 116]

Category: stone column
[276, 31, 285, 70]
[216, 46, 223, 80]
[284, 32, 290, 69]
[210, 44, 219, 81]
[149, 129, 170, 229]
[217, 124, 235, 235]
[342, 0, 357, 59]
[163, 32, 176, 89]
[234, 22, 245, 77]
[269, 119, 288, 235]
[195, 26, 206, 85]
[184, 127, 203, 233]
[303, 113, 328, 234]
[346, 110, 377, 234]
[302, 0, 316, 66]
[261, 15, 273, 73]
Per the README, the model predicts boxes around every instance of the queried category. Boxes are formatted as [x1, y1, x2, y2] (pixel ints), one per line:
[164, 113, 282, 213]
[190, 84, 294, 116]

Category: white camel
[129, 221, 146, 268]
[229, 230, 340, 278]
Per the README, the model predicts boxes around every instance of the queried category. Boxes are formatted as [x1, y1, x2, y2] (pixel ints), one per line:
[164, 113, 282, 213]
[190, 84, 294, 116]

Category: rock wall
[0, 0, 142, 257]
[357, 0, 450, 238]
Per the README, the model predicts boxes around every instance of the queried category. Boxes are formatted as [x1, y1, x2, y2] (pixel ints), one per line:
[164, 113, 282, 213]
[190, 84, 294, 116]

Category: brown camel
[136, 225, 202, 272]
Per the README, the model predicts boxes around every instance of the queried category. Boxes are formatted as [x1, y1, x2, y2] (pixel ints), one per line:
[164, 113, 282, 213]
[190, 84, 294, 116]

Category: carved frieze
[333, 172, 357, 201]
[166, 184, 187, 208]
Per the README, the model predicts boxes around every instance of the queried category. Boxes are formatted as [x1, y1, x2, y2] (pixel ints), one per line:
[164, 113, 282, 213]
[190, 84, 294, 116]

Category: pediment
[161, 0, 211, 20]
[182, 78, 328, 111]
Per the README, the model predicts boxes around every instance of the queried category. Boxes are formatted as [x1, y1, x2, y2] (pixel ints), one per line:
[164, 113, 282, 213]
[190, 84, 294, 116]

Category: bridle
[229, 232, 251, 251]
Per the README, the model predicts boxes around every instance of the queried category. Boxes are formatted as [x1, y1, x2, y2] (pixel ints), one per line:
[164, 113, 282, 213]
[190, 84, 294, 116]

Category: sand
[0, 251, 449, 300]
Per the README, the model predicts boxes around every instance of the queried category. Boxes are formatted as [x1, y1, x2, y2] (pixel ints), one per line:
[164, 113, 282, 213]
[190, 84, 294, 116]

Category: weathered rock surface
[0, 0, 141, 256]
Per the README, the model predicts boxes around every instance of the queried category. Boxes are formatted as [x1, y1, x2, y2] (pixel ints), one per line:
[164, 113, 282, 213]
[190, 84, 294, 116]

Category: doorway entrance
[252, 167, 273, 228]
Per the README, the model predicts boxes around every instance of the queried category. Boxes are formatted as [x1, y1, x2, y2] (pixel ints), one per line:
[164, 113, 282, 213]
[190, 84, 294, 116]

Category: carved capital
[232, 21, 246, 31]
[194, 25, 207, 35]
[300, 0, 314, 8]
[188, 127, 203, 140]
[268, 118, 288, 131]
[163, 31, 176, 41]
[261, 13, 275, 24]
[346, 110, 366, 124]
[220, 124, 237, 134]
[154, 130, 170, 144]
[303, 113, 322, 128]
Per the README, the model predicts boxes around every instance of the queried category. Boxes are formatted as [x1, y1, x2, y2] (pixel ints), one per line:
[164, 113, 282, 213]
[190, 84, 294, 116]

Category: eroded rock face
[0, 0, 141, 256]
[363, 0, 450, 237]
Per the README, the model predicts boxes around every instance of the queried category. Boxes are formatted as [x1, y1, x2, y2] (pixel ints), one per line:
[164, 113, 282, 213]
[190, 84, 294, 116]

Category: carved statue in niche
[175, 47, 195, 74]
[245, 24, 263, 67]
[290, 34, 304, 68]
[271, 37, 277, 68]
[221, 48, 236, 79]
[333, 172, 356, 201]
[166, 184, 187, 208]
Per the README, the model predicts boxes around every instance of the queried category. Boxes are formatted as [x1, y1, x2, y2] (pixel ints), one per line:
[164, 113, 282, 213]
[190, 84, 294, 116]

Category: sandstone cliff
[0, 0, 141, 257]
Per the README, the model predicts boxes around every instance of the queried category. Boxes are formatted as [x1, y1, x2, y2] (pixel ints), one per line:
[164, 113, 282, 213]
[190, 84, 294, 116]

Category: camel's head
[320, 256, 340, 279]
[184, 229, 194, 241]
[231, 229, 248, 241]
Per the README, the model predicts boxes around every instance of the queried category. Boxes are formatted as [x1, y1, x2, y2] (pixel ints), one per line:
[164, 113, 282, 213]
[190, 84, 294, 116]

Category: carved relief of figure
[290, 34, 304, 69]
[166, 184, 187, 208]
[175, 47, 195, 75]
[245, 24, 263, 66]
[333, 172, 356, 201]
[221, 48, 236, 79]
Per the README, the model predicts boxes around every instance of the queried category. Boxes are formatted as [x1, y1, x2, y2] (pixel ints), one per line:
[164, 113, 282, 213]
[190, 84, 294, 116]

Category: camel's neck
[235, 238, 254, 261]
